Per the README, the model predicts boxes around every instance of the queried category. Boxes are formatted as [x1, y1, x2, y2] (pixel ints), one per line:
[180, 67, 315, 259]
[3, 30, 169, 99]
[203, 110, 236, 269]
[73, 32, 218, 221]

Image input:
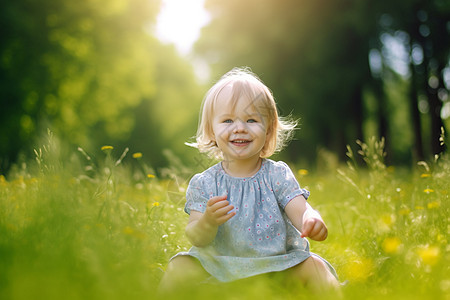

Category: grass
[0, 134, 448, 299]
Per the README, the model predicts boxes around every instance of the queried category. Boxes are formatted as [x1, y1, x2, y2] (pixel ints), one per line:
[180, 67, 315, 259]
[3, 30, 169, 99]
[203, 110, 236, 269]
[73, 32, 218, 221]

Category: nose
[233, 119, 247, 133]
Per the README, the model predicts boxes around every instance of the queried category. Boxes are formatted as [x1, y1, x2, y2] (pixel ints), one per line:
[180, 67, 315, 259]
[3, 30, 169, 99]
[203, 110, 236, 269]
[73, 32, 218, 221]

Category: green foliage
[197, 0, 380, 162]
[0, 134, 448, 299]
[0, 133, 189, 299]
[0, 0, 203, 173]
[196, 0, 450, 164]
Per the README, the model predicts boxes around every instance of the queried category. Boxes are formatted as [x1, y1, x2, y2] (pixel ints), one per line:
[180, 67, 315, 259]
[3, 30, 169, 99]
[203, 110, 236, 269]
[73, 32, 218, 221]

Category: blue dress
[173, 159, 337, 282]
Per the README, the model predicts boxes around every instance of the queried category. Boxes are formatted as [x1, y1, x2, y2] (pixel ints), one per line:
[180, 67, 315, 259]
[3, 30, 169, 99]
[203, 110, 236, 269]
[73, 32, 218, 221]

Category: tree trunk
[372, 78, 391, 162]
[427, 63, 445, 155]
[409, 66, 425, 161]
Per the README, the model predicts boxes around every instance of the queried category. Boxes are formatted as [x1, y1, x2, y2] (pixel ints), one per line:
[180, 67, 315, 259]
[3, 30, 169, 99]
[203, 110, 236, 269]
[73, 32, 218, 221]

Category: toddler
[159, 67, 339, 292]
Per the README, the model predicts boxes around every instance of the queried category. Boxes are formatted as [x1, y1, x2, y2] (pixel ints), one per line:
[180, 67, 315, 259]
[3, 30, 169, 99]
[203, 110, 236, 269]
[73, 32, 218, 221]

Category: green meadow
[0, 134, 448, 299]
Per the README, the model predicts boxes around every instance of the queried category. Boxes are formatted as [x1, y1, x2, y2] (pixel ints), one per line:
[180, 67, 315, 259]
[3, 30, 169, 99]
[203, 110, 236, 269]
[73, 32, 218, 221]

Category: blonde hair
[190, 67, 297, 159]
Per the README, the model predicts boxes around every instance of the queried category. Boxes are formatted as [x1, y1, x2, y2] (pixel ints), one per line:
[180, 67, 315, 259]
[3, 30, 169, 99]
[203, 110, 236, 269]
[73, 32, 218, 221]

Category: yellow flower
[297, 169, 309, 176]
[423, 188, 434, 194]
[417, 245, 440, 266]
[132, 152, 143, 159]
[147, 174, 156, 178]
[420, 173, 431, 178]
[101, 145, 114, 152]
[382, 237, 402, 254]
[152, 202, 160, 207]
[399, 208, 411, 216]
[427, 201, 440, 209]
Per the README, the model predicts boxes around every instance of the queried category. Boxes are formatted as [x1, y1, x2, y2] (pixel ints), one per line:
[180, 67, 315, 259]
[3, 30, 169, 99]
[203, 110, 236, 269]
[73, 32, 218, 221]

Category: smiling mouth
[230, 139, 252, 146]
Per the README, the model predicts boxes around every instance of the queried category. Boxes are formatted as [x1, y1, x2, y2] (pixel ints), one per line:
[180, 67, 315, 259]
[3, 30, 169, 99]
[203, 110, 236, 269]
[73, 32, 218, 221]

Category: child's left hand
[301, 217, 328, 241]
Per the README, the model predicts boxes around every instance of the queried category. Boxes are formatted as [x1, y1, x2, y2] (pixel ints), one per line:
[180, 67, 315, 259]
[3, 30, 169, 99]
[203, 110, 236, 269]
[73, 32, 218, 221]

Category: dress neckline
[219, 158, 266, 180]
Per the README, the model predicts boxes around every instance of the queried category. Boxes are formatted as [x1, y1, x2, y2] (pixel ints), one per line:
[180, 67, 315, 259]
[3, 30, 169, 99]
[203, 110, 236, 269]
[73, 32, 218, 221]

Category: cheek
[213, 124, 230, 139]
[254, 124, 269, 136]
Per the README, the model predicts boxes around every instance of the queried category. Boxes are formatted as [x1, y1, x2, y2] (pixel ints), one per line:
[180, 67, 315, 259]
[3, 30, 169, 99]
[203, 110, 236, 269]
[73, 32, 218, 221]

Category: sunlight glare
[155, 0, 210, 55]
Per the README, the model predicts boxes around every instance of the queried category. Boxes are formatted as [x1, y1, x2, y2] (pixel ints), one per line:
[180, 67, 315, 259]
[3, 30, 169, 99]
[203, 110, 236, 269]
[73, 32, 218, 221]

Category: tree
[195, 0, 450, 165]
[196, 0, 381, 163]
[380, 0, 450, 158]
[0, 0, 204, 172]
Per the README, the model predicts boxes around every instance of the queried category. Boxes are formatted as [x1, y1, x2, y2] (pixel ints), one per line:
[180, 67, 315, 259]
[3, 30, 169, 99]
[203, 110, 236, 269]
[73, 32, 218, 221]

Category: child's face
[211, 85, 269, 163]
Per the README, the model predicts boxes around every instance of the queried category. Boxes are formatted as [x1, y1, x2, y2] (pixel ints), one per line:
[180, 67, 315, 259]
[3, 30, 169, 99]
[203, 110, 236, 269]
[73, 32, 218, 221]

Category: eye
[247, 119, 258, 123]
[223, 119, 233, 123]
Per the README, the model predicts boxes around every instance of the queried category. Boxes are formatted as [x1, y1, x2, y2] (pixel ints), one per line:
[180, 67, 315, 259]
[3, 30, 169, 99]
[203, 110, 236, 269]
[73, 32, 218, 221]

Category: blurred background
[1, 0, 449, 174]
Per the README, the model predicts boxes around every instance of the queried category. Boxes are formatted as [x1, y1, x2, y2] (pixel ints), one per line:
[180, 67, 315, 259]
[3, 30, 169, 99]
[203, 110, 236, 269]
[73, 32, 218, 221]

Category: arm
[284, 195, 328, 241]
[185, 195, 235, 247]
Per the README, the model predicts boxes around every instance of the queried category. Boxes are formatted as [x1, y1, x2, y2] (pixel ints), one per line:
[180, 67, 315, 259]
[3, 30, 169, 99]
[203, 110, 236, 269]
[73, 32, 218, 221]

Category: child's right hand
[203, 195, 236, 226]
[185, 195, 235, 247]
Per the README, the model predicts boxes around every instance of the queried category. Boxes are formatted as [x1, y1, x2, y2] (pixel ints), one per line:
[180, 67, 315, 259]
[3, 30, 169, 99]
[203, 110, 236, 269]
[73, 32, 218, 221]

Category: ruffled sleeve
[184, 173, 209, 214]
[269, 161, 310, 209]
